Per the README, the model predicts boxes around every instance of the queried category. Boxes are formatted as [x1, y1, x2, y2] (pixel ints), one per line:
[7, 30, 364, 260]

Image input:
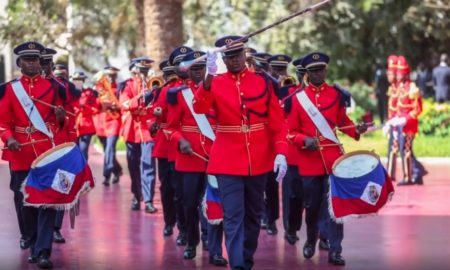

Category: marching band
[0, 34, 422, 269]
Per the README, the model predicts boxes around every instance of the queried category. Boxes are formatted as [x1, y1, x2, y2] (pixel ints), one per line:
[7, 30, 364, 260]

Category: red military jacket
[152, 78, 179, 160]
[287, 82, 359, 176]
[193, 68, 288, 176]
[166, 79, 216, 172]
[120, 76, 152, 143]
[387, 83, 399, 120]
[396, 80, 422, 134]
[76, 88, 100, 137]
[95, 81, 122, 137]
[60, 78, 80, 142]
[281, 84, 302, 166]
[0, 75, 65, 171]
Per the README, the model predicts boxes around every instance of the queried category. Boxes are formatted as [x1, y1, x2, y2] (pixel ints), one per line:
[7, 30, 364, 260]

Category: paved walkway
[0, 147, 449, 269]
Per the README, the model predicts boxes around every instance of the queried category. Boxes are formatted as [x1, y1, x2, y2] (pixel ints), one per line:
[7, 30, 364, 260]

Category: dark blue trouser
[126, 142, 156, 203]
[316, 175, 344, 253]
[208, 222, 224, 257]
[182, 172, 206, 247]
[159, 160, 185, 231]
[282, 165, 301, 231]
[54, 210, 64, 231]
[199, 206, 208, 244]
[263, 172, 279, 224]
[99, 135, 123, 180]
[78, 134, 93, 161]
[289, 175, 324, 243]
[10, 169, 26, 237]
[217, 174, 268, 270]
[11, 171, 56, 257]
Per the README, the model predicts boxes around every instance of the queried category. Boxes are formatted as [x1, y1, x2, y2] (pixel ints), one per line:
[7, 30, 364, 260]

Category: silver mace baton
[179, 0, 333, 71]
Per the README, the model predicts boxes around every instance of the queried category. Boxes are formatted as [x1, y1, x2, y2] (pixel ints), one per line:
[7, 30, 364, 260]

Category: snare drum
[23, 142, 95, 209]
[329, 150, 394, 221]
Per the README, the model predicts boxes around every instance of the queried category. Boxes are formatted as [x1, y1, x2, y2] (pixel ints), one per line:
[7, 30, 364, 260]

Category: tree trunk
[134, 0, 146, 56]
[144, 0, 184, 71]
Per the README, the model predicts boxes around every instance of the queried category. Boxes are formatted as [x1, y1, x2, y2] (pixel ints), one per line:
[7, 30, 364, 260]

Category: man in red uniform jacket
[152, 47, 193, 245]
[0, 41, 67, 269]
[95, 66, 123, 186]
[287, 52, 367, 266]
[72, 71, 101, 161]
[166, 51, 227, 265]
[193, 35, 288, 270]
[120, 57, 157, 213]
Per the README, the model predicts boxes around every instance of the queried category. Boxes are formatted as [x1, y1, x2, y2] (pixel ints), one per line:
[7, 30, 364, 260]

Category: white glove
[206, 50, 218, 76]
[273, 154, 287, 183]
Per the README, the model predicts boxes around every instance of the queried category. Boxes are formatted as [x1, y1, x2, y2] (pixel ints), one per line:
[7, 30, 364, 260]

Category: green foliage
[419, 99, 450, 137]
[0, 0, 138, 71]
[341, 130, 450, 157]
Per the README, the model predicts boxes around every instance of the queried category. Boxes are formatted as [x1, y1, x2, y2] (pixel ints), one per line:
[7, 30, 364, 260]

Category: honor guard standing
[95, 66, 123, 186]
[120, 57, 157, 213]
[282, 57, 306, 245]
[395, 56, 425, 185]
[385, 55, 403, 182]
[193, 36, 288, 270]
[165, 51, 228, 265]
[72, 71, 101, 161]
[0, 41, 67, 269]
[286, 52, 367, 265]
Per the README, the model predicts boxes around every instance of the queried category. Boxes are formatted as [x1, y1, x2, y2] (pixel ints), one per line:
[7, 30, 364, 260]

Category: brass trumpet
[280, 75, 297, 87]
[148, 76, 165, 88]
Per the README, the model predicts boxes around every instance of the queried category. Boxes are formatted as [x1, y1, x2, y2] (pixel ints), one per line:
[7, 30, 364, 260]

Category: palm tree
[143, 0, 184, 70]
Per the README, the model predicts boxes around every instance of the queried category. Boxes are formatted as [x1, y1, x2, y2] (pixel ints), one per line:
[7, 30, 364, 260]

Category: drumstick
[31, 97, 77, 117]
[192, 151, 209, 162]
[302, 143, 342, 150]
[1, 138, 49, 150]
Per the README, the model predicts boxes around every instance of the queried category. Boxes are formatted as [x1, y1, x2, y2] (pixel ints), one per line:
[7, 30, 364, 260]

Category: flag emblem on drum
[329, 151, 395, 222]
[51, 169, 75, 194]
[360, 181, 381, 205]
[22, 143, 95, 210]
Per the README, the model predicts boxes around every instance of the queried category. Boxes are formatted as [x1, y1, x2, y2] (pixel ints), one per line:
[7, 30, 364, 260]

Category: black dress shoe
[319, 238, 330, 251]
[412, 177, 423, 185]
[102, 178, 110, 186]
[131, 198, 140, 211]
[20, 237, 30, 250]
[303, 242, 315, 259]
[209, 254, 228, 266]
[37, 255, 53, 269]
[145, 202, 158, 213]
[328, 252, 346, 265]
[202, 239, 209, 251]
[53, 230, 66, 244]
[260, 219, 268, 230]
[163, 225, 173, 236]
[397, 180, 414, 186]
[284, 232, 298, 245]
[112, 171, 122, 184]
[266, 222, 278, 235]
[28, 255, 38, 264]
[176, 233, 187, 246]
[183, 246, 196, 260]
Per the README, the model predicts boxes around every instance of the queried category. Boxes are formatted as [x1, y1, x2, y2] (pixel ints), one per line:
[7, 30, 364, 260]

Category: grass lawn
[95, 130, 449, 157]
[339, 130, 450, 157]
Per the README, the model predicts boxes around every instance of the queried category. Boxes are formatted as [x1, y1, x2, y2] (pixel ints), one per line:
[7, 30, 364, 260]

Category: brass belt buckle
[25, 126, 33, 134]
[241, 125, 249, 133]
